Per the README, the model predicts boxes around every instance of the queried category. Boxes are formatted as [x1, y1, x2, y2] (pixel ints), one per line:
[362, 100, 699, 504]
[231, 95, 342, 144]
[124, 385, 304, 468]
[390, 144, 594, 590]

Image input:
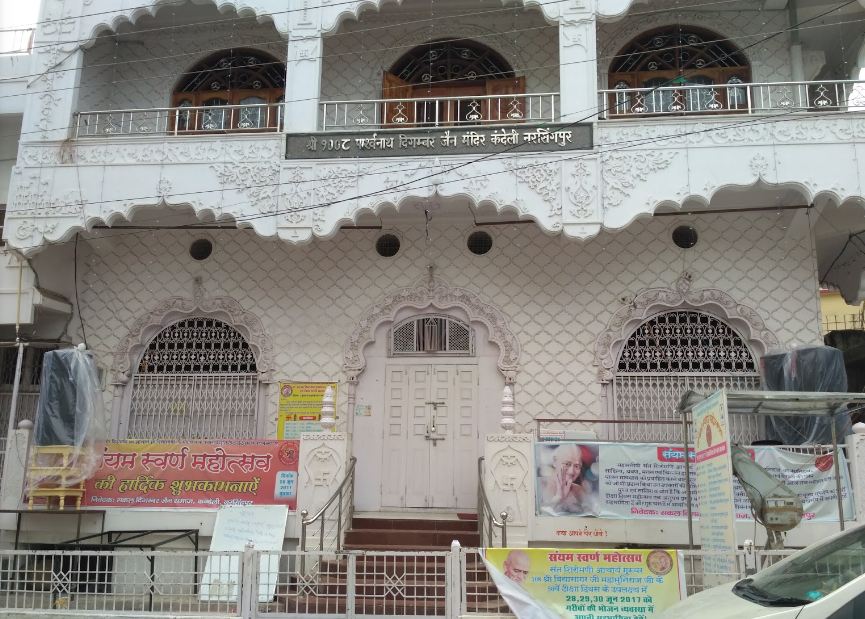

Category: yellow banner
[276, 382, 337, 439]
[483, 548, 685, 618]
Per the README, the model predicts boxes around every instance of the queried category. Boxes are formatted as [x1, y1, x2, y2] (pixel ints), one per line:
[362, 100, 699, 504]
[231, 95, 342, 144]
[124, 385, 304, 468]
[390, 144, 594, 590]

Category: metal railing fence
[477, 457, 508, 548]
[320, 93, 559, 130]
[75, 104, 284, 138]
[298, 457, 356, 575]
[599, 79, 865, 118]
[0, 549, 239, 614]
[0, 546, 802, 617]
[822, 313, 865, 333]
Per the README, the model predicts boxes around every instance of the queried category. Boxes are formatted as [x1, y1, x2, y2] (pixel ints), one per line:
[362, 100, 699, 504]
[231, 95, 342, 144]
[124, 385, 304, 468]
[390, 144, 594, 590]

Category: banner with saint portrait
[535, 441, 853, 521]
[482, 547, 686, 619]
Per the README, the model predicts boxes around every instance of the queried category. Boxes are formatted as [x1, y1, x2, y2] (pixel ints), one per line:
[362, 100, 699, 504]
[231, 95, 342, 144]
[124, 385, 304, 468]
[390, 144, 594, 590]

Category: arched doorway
[346, 278, 520, 512]
[172, 49, 286, 131]
[382, 38, 525, 126]
[609, 26, 751, 114]
[124, 317, 261, 439]
[610, 310, 761, 443]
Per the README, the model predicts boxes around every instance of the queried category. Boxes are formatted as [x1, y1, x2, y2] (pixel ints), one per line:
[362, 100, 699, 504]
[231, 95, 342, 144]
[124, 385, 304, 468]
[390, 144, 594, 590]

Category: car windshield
[733, 526, 865, 607]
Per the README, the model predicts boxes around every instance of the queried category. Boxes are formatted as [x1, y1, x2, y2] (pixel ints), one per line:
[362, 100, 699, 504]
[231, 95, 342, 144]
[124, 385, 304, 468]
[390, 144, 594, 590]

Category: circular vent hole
[467, 231, 493, 255]
[376, 234, 401, 257]
[189, 238, 213, 261]
[672, 225, 698, 249]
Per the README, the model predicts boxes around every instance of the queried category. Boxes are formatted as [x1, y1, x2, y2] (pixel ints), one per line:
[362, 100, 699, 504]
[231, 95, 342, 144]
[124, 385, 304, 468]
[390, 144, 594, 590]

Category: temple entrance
[380, 363, 478, 509]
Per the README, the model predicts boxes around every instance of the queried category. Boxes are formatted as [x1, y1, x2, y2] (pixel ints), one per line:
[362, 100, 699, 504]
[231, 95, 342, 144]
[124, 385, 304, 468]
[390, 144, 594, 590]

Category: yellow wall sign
[277, 382, 337, 439]
[483, 548, 686, 618]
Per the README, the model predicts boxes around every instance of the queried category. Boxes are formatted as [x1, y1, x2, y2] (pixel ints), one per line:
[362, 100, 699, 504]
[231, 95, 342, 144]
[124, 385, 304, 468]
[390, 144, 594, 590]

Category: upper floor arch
[80, 0, 288, 49]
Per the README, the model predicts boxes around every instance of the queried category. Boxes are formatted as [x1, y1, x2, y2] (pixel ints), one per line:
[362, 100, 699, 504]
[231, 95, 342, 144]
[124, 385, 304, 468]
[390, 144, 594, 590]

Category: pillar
[295, 432, 349, 544]
[21, 1, 85, 142]
[285, 6, 324, 133]
[558, 5, 598, 122]
[0, 421, 32, 531]
[484, 434, 534, 547]
[846, 432, 865, 523]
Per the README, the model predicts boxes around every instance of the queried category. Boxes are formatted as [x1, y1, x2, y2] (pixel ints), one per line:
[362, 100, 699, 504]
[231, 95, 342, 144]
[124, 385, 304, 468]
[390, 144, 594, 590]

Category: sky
[0, 0, 40, 28]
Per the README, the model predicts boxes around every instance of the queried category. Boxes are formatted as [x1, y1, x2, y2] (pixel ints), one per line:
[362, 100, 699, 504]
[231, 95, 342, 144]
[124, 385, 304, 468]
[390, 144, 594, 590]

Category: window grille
[128, 318, 259, 440]
[389, 315, 475, 356]
[392, 39, 514, 84]
[611, 27, 749, 73]
[612, 311, 761, 443]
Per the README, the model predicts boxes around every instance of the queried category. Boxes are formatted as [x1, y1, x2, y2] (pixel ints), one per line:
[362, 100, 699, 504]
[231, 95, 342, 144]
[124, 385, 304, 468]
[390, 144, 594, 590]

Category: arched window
[611, 311, 761, 443]
[389, 315, 475, 356]
[126, 317, 260, 439]
[609, 27, 750, 114]
[382, 39, 525, 126]
[172, 49, 285, 132]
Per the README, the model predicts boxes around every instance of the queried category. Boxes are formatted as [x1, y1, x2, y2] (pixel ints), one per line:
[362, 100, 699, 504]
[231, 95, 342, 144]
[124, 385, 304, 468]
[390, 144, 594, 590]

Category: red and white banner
[83, 440, 300, 509]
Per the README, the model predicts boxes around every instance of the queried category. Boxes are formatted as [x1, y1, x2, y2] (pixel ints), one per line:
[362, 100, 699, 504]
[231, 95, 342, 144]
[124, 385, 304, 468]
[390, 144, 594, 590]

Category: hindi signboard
[691, 390, 738, 586]
[482, 548, 686, 619]
[83, 440, 300, 509]
[285, 123, 593, 159]
[277, 381, 337, 439]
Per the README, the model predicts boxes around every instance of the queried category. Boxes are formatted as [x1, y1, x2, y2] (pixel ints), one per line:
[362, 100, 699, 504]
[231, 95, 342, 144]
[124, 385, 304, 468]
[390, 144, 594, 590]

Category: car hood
[658, 582, 803, 619]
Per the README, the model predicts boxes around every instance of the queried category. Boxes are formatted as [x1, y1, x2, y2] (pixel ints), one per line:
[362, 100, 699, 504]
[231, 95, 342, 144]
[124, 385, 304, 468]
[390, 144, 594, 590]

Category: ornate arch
[112, 294, 273, 384]
[593, 273, 778, 382]
[344, 276, 520, 380]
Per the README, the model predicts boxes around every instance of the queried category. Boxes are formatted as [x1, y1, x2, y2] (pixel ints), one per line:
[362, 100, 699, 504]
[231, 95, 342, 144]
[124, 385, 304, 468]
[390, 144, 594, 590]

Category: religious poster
[83, 440, 300, 509]
[535, 441, 853, 522]
[277, 381, 337, 439]
[691, 390, 738, 586]
[483, 548, 686, 619]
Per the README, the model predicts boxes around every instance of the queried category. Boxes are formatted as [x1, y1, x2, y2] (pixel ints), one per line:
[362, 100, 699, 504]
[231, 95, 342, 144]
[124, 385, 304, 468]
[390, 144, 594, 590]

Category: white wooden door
[381, 364, 478, 509]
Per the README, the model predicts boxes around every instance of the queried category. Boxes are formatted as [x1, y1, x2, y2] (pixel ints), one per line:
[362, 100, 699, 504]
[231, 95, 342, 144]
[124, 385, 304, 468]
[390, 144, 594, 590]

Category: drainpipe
[789, 0, 806, 81]
[6, 257, 26, 441]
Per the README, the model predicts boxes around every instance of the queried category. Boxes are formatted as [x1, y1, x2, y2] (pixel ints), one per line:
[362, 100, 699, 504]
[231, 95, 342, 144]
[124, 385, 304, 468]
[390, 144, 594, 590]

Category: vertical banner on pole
[692, 390, 738, 586]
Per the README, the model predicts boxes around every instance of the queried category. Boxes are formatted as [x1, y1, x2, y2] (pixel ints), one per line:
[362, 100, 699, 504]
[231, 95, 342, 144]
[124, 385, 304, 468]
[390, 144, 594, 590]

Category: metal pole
[831, 417, 845, 531]
[6, 343, 24, 440]
[682, 407, 694, 549]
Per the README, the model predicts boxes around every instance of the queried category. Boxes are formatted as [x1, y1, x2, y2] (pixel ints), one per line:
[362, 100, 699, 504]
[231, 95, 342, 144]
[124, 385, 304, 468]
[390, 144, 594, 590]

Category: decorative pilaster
[285, 6, 323, 133]
[558, 3, 598, 122]
[22, 0, 85, 141]
[320, 385, 336, 430]
[295, 432, 348, 540]
[500, 386, 515, 433]
[484, 434, 534, 547]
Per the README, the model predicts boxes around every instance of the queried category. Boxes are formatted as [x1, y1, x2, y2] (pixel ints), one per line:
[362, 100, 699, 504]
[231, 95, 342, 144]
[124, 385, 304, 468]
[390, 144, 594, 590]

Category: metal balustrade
[599, 79, 865, 118]
[75, 103, 284, 138]
[320, 93, 559, 130]
[0, 545, 800, 617]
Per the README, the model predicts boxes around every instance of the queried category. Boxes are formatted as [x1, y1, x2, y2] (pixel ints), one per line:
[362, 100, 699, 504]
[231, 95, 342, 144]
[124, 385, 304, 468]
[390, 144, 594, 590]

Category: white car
[658, 524, 865, 619]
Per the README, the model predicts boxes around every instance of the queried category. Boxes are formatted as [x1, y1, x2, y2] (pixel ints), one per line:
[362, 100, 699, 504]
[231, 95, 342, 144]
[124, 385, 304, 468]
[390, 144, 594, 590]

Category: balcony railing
[75, 103, 284, 138]
[320, 92, 559, 131]
[599, 79, 865, 119]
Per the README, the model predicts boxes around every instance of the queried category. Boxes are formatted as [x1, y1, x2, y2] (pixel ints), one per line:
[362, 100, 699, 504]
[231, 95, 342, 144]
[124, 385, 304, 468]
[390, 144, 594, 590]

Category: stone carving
[601, 151, 678, 208]
[749, 153, 771, 181]
[303, 444, 342, 487]
[211, 162, 280, 213]
[566, 160, 596, 219]
[506, 159, 561, 216]
[344, 276, 521, 378]
[112, 295, 273, 383]
[489, 445, 530, 525]
[594, 273, 779, 382]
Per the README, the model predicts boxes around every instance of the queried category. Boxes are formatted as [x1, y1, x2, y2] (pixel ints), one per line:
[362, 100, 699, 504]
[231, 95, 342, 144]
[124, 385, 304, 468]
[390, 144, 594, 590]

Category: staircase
[279, 515, 509, 616]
